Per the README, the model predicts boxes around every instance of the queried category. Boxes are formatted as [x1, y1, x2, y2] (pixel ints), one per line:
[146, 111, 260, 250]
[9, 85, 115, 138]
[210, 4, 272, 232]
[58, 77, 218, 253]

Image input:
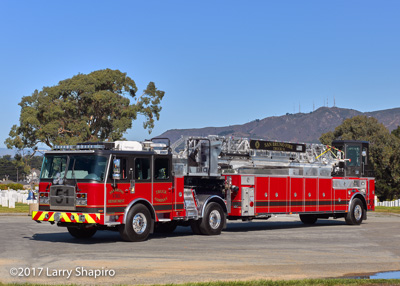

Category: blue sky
[1, 1, 399, 148]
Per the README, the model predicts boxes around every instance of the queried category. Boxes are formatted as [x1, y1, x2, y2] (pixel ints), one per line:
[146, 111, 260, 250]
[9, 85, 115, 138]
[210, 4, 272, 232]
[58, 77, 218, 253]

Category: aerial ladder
[171, 135, 345, 178]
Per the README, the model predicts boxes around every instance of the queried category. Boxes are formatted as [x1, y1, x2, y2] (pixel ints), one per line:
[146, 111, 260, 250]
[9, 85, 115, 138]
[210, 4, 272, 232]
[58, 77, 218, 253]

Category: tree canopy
[5, 69, 165, 149]
[320, 115, 400, 200]
[0, 154, 42, 182]
[391, 125, 400, 139]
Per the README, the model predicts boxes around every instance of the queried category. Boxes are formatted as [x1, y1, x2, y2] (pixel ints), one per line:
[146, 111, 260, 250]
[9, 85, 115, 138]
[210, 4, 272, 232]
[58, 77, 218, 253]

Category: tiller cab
[33, 137, 375, 242]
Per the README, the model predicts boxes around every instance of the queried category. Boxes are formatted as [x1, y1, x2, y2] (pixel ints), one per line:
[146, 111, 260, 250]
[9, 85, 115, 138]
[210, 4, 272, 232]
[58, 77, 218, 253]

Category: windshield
[40, 154, 108, 182]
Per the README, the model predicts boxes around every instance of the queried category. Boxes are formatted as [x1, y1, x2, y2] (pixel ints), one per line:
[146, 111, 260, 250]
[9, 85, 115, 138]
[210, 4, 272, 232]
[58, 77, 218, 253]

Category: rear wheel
[299, 214, 317, 225]
[199, 202, 225, 235]
[67, 226, 97, 239]
[345, 198, 364, 225]
[120, 204, 152, 242]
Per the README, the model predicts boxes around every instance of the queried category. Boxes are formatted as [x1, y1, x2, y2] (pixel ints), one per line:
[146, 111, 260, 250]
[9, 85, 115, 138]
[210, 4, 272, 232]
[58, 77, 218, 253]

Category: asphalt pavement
[1, 212, 399, 285]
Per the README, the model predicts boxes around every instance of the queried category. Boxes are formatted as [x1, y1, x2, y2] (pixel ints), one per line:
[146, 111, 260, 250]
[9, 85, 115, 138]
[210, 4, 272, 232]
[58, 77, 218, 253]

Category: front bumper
[32, 211, 101, 224]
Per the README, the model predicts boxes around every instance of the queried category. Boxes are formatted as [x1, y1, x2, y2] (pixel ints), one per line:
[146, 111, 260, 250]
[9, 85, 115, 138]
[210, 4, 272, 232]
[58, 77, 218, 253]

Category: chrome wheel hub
[354, 205, 362, 221]
[209, 210, 221, 229]
[132, 213, 147, 234]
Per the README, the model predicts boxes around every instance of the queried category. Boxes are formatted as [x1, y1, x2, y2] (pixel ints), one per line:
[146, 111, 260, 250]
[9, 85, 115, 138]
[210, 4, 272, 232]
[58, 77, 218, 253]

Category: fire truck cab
[33, 136, 375, 242]
[331, 140, 373, 178]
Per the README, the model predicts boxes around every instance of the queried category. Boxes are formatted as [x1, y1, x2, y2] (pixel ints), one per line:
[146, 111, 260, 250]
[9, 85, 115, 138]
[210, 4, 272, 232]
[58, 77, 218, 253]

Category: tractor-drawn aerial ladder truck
[33, 136, 375, 241]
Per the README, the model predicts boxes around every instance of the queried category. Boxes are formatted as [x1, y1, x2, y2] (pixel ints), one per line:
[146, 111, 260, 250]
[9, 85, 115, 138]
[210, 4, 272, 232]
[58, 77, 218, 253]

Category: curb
[372, 211, 400, 217]
[0, 213, 30, 216]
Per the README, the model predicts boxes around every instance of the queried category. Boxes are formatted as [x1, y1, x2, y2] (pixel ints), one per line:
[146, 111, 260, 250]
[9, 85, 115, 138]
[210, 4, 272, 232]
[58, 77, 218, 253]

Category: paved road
[1, 213, 400, 285]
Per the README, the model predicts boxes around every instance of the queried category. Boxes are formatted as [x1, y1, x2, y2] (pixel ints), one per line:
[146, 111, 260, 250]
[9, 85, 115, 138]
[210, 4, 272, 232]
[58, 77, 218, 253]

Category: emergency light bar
[53, 144, 108, 150]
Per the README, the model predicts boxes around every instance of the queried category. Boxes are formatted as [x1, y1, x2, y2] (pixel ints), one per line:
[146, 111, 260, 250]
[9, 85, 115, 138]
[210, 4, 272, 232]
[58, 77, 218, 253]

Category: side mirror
[130, 180, 135, 193]
[113, 159, 121, 180]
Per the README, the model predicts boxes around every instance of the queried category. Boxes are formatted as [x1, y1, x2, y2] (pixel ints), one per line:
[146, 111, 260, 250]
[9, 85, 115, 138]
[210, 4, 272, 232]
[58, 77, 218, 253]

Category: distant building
[27, 168, 39, 184]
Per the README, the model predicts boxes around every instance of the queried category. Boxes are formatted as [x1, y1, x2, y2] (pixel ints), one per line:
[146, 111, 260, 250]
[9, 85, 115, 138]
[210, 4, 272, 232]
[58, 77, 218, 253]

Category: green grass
[375, 206, 400, 214]
[0, 202, 30, 213]
[164, 280, 400, 286]
[0, 279, 400, 286]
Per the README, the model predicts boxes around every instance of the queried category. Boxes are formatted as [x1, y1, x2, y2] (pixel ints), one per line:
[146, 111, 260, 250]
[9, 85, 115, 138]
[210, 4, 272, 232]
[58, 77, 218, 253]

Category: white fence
[2, 191, 399, 209]
[0, 189, 37, 209]
[375, 196, 400, 207]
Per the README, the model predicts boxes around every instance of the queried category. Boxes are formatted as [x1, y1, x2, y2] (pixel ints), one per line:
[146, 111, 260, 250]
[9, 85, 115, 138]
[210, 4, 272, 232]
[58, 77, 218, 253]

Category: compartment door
[241, 187, 255, 216]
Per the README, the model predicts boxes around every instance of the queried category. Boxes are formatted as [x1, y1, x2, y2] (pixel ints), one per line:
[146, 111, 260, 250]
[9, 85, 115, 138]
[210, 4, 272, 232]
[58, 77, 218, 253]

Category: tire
[120, 204, 152, 242]
[345, 198, 364, 225]
[190, 220, 202, 235]
[154, 221, 177, 233]
[67, 226, 97, 239]
[199, 202, 225, 235]
[299, 214, 318, 225]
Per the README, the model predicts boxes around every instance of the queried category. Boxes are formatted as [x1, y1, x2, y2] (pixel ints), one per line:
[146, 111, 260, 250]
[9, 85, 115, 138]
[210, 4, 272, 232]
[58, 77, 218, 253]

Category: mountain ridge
[158, 106, 400, 144]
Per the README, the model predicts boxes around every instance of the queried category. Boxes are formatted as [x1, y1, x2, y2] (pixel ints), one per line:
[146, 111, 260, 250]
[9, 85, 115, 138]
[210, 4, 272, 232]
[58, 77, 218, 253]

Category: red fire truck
[33, 136, 375, 242]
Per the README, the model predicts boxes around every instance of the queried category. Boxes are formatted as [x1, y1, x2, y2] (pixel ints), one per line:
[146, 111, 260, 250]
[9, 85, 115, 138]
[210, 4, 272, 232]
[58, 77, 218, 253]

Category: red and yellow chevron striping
[32, 211, 100, 224]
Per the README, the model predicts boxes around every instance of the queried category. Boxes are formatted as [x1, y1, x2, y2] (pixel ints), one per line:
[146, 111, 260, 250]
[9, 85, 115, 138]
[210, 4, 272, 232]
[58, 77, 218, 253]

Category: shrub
[7, 183, 24, 190]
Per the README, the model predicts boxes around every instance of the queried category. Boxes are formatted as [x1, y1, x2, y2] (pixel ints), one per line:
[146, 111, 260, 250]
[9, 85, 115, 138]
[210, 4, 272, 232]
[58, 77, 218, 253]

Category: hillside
[158, 107, 400, 144]
[0, 148, 15, 157]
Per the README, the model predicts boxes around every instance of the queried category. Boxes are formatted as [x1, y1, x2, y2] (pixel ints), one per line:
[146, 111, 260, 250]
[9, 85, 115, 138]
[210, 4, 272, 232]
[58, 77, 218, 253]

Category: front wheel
[199, 202, 225, 235]
[120, 204, 152, 242]
[345, 198, 364, 225]
[67, 226, 97, 239]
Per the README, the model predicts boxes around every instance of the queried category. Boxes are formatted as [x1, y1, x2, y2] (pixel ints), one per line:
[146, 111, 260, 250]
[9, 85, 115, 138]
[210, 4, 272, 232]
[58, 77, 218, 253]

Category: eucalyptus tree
[6, 69, 165, 149]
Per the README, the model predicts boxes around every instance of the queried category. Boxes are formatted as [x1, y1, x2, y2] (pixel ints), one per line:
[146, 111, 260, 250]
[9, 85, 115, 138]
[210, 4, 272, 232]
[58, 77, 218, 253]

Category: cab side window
[154, 158, 170, 180]
[135, 158, 151, 180]
[346, 145, 361, 167]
